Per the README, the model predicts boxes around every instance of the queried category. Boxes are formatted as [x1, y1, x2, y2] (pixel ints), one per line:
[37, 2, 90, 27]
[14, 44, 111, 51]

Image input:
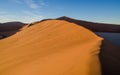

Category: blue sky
[0, 0, 120, 24]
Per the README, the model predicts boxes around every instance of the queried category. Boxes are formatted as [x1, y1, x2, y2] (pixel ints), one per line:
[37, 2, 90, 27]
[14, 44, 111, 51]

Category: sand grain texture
[0, 20, 102, 75]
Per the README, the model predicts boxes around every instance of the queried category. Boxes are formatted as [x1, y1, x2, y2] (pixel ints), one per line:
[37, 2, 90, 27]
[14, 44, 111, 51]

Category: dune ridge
[56, 16, 120, 33]
[0, 20, 103, 75]
[1, 16, 120, 39]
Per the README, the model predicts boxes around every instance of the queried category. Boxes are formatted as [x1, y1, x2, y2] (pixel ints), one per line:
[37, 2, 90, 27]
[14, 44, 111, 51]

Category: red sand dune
[0, 20, 103, 75]
[0, 17, 120, 75]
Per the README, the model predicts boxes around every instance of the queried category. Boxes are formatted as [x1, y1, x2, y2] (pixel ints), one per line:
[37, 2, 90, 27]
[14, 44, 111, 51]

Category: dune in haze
[0, 20, 103, 75]
[0, 22, 25, 39]
[0, 22, 24, 32]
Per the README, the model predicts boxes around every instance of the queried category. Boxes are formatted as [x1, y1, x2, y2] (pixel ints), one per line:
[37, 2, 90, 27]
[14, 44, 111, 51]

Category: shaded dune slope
[0, 22, 24, 32]
[56, 16, 120, 33]
[0, 22, 25, 39]
[99, 40, 120, 75]
[0, 20, 102, 75]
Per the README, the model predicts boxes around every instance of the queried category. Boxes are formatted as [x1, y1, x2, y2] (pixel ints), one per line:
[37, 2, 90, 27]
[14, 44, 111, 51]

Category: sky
[0, 0, 120, 24]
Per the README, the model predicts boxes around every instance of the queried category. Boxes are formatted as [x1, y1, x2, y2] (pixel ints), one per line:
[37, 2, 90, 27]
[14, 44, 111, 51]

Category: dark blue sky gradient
[0, 0, 120, 24]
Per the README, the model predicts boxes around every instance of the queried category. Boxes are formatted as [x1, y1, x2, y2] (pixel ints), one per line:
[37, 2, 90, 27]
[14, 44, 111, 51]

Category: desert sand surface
[0, 20, 103, 75]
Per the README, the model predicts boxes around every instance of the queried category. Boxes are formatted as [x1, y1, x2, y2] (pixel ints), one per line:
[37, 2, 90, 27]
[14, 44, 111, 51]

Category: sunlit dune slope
[0, 20, 103, 75]
[20, 24, 29, 30]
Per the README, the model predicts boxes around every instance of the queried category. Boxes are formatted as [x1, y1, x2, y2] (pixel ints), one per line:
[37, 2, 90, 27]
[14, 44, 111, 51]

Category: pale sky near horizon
[0, 0, 120, 24]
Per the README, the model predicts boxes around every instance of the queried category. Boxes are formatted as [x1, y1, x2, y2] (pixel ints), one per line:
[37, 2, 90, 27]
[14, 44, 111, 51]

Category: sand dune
[56, 16, 120, 33]
[0, 22, 25, 39]
[0, 22, 24, 32]
[1, 16, 120, 39]
[0, 20, 102, 75]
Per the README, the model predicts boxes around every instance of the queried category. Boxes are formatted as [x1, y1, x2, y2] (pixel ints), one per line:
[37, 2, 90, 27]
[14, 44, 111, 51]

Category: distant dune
[0, 22, 25, 32]
[0, 20, 102, 75]
[56, 16, 120, 33]
[0, 22, 25, 39]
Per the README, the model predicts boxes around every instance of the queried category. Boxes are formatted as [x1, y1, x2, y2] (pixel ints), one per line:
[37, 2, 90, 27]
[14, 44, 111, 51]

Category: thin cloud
[39, 0, 46, 6]
[21, 10, 44, 23]
[24, 0, 40, 9]
[11, 0, 46, 9]
[0, 15, 18, 23]
[0, 11, 7, 14]
[0, 10, 44, 23]
[11, 0, 23, 4]
[0, 13, 44, 23]
[2, 0, 46, 23]
[20, 15, 44, 23]
[22, 10, 41, 16]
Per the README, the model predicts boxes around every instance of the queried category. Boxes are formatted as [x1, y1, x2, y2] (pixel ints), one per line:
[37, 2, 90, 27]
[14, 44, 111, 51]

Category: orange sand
[20, 24, 29, 30]
[0, 20, 103, 75]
